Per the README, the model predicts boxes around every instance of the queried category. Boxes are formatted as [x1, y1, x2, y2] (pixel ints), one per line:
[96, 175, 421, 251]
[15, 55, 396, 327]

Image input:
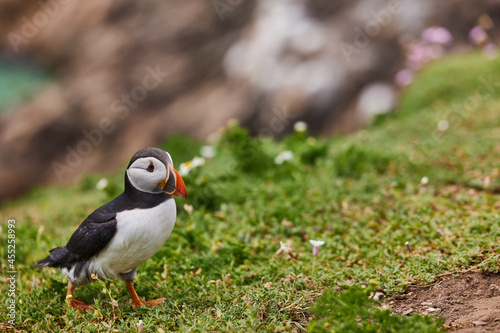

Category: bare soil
[386, 271, 500, 332]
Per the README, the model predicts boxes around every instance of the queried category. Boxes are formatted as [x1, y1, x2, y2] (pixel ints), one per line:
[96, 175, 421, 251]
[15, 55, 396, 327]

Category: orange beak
[160, 166, 187, 198]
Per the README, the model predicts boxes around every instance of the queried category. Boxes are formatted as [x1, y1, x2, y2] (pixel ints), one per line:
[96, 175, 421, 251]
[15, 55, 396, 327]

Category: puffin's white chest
[91, 199, 176, 277]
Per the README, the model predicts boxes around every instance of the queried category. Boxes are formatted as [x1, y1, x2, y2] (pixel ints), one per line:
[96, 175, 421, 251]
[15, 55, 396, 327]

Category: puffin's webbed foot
[67, 297, 93, 311]
[66, 281, 93, 311]
[132, 297, 166, 308]
[126, 281, 165, 308]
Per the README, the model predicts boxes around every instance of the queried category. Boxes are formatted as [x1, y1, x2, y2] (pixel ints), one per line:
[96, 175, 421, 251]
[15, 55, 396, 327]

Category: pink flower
[406, 43, 435, 69]
[483, 43, 498, 59]
[406, 41, 445, 69]
[469, 25, 488, 45]
[395, 69, 414, 87]
[421, 26, 453, 46]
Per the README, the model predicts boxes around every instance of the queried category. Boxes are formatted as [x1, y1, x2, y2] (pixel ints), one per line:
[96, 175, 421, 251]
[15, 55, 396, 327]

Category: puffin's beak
[160, 166, 187, 198]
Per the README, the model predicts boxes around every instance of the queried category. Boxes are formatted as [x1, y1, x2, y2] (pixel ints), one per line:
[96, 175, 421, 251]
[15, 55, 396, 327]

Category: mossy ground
[1, 52, 500, 332]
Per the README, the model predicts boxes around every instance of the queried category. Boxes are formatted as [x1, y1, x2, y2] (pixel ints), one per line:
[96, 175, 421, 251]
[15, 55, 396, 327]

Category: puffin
[36, 147, 187, 309]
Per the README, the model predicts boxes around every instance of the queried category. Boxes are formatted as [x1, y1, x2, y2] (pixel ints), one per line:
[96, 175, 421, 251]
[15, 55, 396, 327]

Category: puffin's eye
[146, 162, 155, 172]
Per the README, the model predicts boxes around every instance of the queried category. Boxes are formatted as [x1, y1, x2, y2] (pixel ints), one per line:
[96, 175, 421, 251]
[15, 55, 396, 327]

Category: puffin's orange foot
[145, 297, 166, 307]
[67, 298, 93, 311]
[132, 297, 166, 308]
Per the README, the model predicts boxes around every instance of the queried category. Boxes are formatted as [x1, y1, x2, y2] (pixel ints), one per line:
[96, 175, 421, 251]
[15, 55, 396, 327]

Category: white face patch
[127, 157, 168, 193]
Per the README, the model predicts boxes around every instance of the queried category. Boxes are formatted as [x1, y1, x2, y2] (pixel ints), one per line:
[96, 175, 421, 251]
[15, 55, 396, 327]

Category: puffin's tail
[35, 246, 70, 268]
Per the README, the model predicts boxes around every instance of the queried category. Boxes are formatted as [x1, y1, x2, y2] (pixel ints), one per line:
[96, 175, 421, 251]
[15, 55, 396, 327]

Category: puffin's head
[126, 147, 187, 197]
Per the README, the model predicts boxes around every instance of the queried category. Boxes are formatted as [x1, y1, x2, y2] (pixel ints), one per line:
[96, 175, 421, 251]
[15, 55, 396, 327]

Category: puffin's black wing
[65, 189, 169, 261]
[36, 189, 168, 269]
[35, 212, 117, 269]
[65, 212, 117, 260]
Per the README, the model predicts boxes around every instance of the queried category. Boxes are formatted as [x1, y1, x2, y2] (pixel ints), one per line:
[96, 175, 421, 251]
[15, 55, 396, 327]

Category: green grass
[2, 52, 500, 331]
[308, 287, 445, 332]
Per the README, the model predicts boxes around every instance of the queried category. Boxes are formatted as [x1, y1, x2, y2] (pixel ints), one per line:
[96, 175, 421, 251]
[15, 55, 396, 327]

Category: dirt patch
[386, 272, 500, 332]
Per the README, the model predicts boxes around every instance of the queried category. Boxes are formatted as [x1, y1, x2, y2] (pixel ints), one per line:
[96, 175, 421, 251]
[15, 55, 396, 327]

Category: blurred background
[0, 0, 498, 201]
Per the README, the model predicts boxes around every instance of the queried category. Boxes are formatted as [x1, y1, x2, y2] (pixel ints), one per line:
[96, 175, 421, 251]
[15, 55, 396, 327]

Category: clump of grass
[332, 144, 391, 179]
[219, 121, 273, 174]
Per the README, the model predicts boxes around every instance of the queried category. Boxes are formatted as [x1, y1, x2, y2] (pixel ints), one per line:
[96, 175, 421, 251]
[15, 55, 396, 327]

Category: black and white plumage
[36, 147, 187, 308]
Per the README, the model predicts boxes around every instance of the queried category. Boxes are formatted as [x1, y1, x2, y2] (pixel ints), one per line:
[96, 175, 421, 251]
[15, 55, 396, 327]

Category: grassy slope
[1, 52, 500, 332]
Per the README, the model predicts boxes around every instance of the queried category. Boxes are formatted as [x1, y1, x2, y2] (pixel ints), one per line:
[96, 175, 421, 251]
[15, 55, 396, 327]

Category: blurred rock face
[0, 0, 498, 200]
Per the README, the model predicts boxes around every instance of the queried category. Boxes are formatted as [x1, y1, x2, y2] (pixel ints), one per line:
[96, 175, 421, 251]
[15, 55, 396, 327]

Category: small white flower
[274, 151, 294, 165]
[96, 178, 108, 191]
[179, 163, 190, 176]
[294, 121, 308, 133]
[420, 177, 429, 185]
[437, 119, 449, 132]
[179, 157, 206, 176]
[183, 204, 194, 215]
[200, 145, 216, 159]
[309, 240, 325, 247]
[276, 241, 289, 255]
[192, 157, 206, 167]
[37, 226, 45, 238]
[276, 241, 297, 259]
[310, 240, 325, 256]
